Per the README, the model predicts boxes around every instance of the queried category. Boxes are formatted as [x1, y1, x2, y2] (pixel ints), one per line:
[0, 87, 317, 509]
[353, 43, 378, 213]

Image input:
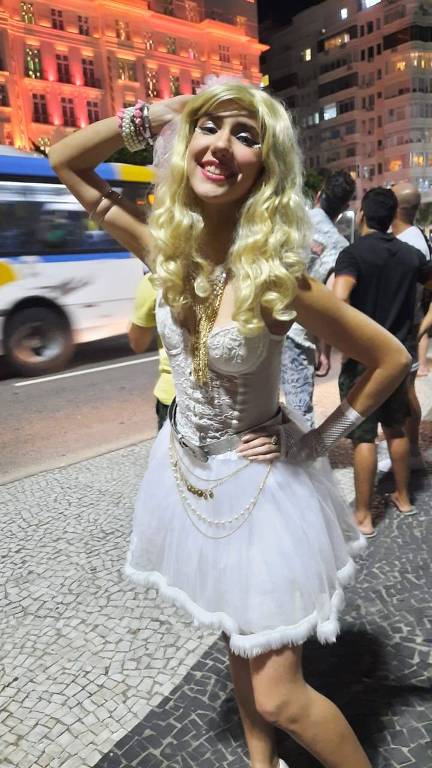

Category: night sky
[257, 0, 322, 24]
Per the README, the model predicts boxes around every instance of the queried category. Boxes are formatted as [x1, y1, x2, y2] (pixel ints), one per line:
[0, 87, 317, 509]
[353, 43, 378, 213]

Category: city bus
[0, 148, 154, 376]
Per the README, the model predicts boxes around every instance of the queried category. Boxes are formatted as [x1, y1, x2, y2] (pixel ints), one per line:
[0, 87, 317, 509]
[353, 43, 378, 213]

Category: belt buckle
[179, 436, 208, 464]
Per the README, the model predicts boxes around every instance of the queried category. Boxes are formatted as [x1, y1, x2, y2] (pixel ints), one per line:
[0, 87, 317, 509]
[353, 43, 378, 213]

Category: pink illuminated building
[0, 0, 265, 150]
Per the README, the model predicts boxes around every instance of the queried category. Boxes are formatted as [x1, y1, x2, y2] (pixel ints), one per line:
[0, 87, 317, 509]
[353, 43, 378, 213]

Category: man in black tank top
[333, 187, 432, 538]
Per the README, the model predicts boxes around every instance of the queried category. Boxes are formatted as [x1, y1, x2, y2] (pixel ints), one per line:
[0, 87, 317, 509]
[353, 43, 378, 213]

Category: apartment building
[262, 0, 432, 201]
[0, 0, 264, 150]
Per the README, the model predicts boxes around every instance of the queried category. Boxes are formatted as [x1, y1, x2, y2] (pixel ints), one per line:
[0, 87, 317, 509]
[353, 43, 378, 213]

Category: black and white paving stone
[94, 457, 432, 768]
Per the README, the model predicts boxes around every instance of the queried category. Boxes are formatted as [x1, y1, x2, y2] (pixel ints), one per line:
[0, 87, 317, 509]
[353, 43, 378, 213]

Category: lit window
[301, 48, 312, 62]
[25, 47, 42, 79]
[185, 1, 199, 22]
[167, 36, 177, 55]
[145, 69, 159, 99]
[340, 8, 348, 20]
[411, 153, 425, 168]
[364, 0, 381, 7]
[21, 2, 34, 23]
[117, 59, 137, 82]
[324, 103, 337, 120]
[314, 112, 320, 124]
[396, 60, 406, 71]
[170, 74, 180, 96]
[389, 159, 402, 172]
[115, 20, 130, 42]
[143, 32, 154, 51]
[324, 33, 350, 51]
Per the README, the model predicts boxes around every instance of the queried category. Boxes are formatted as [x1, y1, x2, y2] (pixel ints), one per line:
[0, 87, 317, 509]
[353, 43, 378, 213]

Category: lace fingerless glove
[279, 399, 364, 463]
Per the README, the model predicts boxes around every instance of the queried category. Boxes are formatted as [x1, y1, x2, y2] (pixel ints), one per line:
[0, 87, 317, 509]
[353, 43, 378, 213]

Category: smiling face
[186, 100, 263, 211]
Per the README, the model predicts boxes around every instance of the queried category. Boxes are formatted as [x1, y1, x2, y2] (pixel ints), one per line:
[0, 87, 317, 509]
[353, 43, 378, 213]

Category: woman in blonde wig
[50, 82, 410, 768]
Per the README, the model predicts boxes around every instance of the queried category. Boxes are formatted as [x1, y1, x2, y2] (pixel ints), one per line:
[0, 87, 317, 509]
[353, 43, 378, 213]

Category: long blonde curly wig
[149, 83, 309, 335]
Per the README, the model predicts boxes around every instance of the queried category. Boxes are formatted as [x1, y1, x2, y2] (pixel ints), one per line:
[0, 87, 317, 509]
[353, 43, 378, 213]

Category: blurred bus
[0, 148, 154, 376]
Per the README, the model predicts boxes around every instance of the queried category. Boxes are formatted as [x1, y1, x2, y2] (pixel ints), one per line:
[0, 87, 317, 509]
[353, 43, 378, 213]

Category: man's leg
[352, 440, 377, 536]
[405, 371, 423, 465]
[417, 332, 429, 377]
[281, 336, 315, 428]
[339, 360, 378, 535]
[382, 424, 414, 513]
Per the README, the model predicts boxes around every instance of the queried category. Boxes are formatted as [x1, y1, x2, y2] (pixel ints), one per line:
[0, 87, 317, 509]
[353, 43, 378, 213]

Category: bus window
[0, 181, 137, 254]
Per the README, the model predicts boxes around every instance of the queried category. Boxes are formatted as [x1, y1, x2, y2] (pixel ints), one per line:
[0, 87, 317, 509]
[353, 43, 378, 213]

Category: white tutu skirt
[125, 422, 366, 658]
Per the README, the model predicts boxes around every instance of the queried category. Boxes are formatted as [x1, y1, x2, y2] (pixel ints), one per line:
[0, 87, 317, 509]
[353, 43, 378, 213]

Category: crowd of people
[48, 81, 431, 768]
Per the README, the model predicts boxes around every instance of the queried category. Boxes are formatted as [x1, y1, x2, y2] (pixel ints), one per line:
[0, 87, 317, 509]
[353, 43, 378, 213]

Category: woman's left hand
[236, 430, 281, 462]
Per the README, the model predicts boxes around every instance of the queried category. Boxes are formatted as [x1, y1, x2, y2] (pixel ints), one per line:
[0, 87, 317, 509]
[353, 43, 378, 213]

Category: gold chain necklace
[169, 441, 272, 539]
[190, 271, 227, 386]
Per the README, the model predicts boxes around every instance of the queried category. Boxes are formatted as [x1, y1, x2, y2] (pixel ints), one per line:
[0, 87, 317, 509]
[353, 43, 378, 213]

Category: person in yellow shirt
[129, 274, 175, 430]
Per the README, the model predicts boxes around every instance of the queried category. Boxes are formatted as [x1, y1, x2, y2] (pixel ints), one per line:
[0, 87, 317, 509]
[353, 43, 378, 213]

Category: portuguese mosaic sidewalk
[1, 375, 431, 768]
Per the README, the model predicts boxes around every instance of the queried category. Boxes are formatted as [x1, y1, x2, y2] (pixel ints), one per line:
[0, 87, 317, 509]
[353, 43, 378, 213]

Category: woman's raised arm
[48, 96, 190, 266]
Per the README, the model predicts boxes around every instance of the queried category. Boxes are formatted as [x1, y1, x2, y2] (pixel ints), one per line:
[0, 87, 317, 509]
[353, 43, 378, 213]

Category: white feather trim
[124, 554, 359, 658]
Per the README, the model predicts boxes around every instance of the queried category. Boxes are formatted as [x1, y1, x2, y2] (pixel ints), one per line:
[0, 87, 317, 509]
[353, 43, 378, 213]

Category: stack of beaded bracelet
[117, 101, 154, 152]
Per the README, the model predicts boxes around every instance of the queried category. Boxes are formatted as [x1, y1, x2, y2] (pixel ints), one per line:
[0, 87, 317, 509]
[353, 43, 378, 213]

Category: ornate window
[82, 58, 96, 87]
[0, 84, 9, 106]
[218, 45, 230, 63]
[61, 97, 76, 127]
[78, 15, 90, 36]
[56, 54, 70, 84]
[191, 78, 200, 94]
[32, 93, 48, 123]
[51, 8, 64, 30]
[87, 100, 100, 123]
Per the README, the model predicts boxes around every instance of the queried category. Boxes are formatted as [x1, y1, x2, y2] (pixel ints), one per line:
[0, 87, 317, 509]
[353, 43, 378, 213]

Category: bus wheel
[4, 306, 74, 377]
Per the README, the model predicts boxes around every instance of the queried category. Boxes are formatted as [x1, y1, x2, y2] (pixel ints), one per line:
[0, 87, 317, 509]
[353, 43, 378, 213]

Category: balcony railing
[148, 0, 257, 37]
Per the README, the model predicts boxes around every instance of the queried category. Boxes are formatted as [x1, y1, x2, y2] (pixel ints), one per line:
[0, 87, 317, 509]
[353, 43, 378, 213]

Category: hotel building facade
[0, 0, 264, 151]
[262, 0, 432, 201]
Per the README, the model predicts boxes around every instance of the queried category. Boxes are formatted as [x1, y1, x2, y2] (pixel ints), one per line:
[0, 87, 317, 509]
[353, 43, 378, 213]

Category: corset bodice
[156, 295, 284, 446]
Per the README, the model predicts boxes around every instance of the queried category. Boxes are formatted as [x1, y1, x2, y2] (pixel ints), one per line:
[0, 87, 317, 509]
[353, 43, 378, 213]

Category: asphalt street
[0, 337, 159, 483]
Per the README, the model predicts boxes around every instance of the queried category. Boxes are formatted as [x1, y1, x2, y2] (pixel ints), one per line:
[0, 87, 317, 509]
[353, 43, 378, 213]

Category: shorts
[156, 399, 169, 432]
[338, 359, 409, 444]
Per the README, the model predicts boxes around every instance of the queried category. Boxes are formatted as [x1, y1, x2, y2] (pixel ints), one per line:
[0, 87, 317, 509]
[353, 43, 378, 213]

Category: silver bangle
[89, 187, 122, 224]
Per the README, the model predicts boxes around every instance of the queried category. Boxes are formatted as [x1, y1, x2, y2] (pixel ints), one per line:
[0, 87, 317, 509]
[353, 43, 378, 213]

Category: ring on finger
[270, 434, 280, 449]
